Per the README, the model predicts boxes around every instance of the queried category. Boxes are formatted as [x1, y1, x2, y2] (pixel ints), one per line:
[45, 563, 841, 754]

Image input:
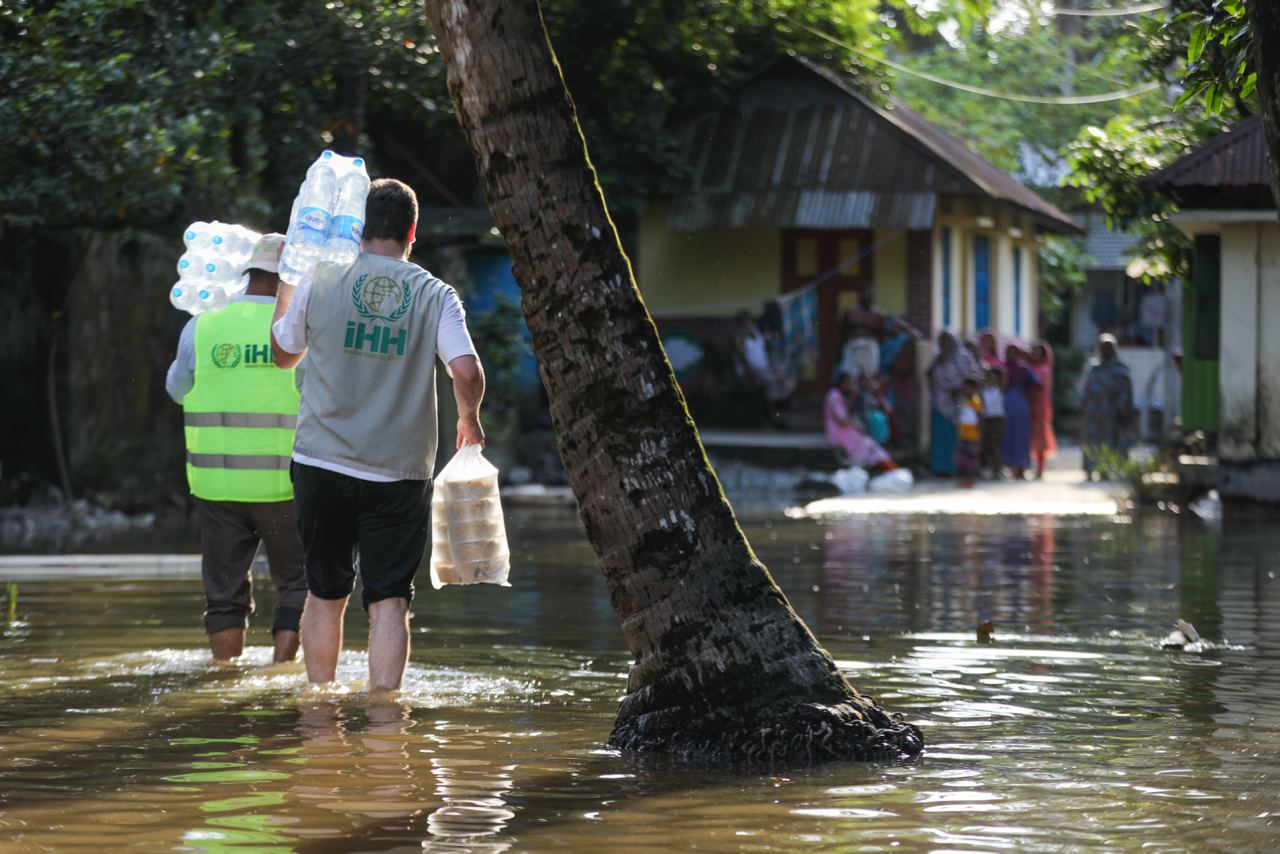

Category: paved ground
[797, 444, 1131, 518]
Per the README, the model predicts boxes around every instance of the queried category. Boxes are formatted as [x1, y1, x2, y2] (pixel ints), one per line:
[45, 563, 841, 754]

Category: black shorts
[291, 462, 431, 609]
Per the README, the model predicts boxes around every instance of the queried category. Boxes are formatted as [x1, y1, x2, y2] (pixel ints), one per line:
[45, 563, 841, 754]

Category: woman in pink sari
[825, 373, 895, 473]
[1028, 341, 1058, 479]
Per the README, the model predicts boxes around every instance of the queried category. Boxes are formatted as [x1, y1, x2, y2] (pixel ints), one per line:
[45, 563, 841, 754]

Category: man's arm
[449, 355, 485, 448]
[164, 316, 198, 403]
[270, 278, 308, 369]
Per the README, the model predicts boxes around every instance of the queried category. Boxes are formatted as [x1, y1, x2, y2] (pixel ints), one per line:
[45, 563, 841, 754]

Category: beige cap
[241, 233, 286, 275]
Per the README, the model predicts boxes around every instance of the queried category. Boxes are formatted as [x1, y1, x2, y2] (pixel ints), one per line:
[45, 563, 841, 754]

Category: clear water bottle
[184, 221, 212, 250]
[323, 160, 369, 264]
[204, 258, 235, 284]
[197, 287, 229, 313]
[287, 155, 337, 264]
[207, 226, 239, 259]
[177, 252, 206, 279]
[170, 282, 199, 312]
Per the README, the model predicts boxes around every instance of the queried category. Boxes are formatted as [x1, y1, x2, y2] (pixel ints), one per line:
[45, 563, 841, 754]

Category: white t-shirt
[741, 328, 770, 372]
[981, 386, 1005, 419]
[271, 270, 479, 482]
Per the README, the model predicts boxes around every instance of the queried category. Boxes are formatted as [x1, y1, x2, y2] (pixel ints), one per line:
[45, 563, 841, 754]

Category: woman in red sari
[1028, 341, 1058, 479]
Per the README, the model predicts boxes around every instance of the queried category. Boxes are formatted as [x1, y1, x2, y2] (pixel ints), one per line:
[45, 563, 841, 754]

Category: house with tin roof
[636, 55, 1080, 394]
[1143, 115, 1280, 504]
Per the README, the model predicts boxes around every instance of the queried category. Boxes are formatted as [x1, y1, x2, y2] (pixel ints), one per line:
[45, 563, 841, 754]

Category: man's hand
[456, 415, 485, 449]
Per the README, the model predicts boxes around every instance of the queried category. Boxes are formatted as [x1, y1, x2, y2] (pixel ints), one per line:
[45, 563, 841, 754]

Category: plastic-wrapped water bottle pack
[169, 221, 262, 315]
[279, 150, 370, 285]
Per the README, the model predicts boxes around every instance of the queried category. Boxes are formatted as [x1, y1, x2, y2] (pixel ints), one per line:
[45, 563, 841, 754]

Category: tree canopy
[0, 0, 951, 232]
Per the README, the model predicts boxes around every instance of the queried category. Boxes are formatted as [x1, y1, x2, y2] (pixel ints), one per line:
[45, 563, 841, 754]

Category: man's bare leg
[273, 629, 300, 663]
[368, 598, 411, 691]
[209, 627, 245, 660]
[301, 593, 347, 683]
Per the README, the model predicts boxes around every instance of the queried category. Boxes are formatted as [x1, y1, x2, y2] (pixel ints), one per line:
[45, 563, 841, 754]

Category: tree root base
[607, 697, 924, 770]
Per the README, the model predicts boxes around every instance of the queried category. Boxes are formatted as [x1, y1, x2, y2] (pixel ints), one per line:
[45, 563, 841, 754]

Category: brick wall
[906, 230, 933, 335]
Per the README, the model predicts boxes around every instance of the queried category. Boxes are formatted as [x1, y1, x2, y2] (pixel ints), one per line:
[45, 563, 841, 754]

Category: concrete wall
[637, 203, 781, 317]
[1215, 222, 1280, 463]
[1259, 224, 1280, 461]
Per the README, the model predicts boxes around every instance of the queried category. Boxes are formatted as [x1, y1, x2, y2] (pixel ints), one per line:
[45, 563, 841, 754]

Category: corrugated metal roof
[1144, 115, 1269, 189]
[666, 56, 1079, 234]
[1081, 211, 1139, 270]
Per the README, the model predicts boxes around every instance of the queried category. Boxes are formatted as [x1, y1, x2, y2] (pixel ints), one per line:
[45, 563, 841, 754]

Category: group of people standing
[928, 330, 1056, 484]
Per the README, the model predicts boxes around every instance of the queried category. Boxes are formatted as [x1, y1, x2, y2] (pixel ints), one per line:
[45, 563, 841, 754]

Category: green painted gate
[1182, 235, 1220, 432]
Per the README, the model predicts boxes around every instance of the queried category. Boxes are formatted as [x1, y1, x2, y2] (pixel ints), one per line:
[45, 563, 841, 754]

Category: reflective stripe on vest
[187, 452, 293, 471]
[184, 412, 298, 429]
[184, 300, 300, 502]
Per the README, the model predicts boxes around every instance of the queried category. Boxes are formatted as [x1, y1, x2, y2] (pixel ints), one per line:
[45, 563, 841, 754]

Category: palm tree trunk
[423, 0, 922, 767]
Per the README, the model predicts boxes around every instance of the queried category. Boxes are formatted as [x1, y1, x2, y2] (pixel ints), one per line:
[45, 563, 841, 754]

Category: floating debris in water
[976, 620, 995, 645]
[1161, 619, 1201, 650]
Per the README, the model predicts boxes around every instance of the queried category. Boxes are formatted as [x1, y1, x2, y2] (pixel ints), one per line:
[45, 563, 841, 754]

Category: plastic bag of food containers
[429, 444, 511, 589]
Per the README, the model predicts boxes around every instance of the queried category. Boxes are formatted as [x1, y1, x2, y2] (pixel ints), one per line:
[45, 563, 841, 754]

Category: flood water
[2, 506, 1279, 851]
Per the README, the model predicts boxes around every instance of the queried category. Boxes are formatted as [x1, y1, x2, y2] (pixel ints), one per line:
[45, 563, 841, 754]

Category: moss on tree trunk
[424, 0, 922, 767]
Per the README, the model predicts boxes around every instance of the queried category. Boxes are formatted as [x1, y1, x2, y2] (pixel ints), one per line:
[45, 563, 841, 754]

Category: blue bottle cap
[199, 290, 210, 299]
[179, 260, 189, 269]
[322, 150, 334, 158]
[206, 263, 216, 273]
[172, 287, 182, 297]
[185, 230, 195, 241]
[353, 158, 363, 167]
[212, 235, 223, 245]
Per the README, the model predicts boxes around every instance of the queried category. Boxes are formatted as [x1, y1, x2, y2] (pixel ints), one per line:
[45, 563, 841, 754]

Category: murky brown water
[2, 507, 1279, 851]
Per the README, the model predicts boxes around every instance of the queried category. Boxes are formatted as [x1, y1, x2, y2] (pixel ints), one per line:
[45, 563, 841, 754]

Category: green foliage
[1087, 443, 1162, 489]
[0, 0, 905, 227]
[1050, 345, 1089, 414]
[462, 294, 532, 443]
[892, 14, 1162, 184]
[1065, 114, 1223, 284]
[1153, 0, 1256, 116]
[1038, 235, 1090, 332]
[0, 1, 444, 230]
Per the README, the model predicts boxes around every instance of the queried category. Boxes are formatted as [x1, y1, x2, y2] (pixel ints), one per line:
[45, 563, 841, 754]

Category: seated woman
[824, 372, 896, 473]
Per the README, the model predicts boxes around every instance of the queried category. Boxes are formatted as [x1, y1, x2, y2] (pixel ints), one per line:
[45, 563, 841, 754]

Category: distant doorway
[973, 234, 991, 330]
[780, 228, 874, 389]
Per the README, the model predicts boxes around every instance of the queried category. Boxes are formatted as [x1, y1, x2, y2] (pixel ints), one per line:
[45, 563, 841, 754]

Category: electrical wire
[1049, 3, 1165, 17]
[775, 11, 1161, 105]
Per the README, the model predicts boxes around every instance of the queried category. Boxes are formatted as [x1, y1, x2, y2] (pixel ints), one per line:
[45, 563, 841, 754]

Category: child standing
[953, 376, 983, 488]
[981, 367, 1006, 479]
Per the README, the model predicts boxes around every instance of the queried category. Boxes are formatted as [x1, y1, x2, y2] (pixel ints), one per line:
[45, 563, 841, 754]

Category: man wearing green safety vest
[166, 233, 308, 663]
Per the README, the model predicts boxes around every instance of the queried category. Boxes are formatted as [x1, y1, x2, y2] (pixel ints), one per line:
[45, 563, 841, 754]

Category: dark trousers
[195, 498, 307, 634]
[982, 417, 1005, 474]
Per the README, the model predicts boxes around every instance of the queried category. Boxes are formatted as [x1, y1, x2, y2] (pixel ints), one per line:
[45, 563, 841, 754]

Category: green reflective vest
[183, 300, 299, 502]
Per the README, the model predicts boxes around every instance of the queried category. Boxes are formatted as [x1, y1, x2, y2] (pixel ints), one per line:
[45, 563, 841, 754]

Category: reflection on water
[2, 509, 1280, 850]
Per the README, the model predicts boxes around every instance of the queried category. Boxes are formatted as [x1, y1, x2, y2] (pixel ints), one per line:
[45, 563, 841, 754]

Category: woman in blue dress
[1000, 345, 1040, 479]
[927, 330, 980, 475]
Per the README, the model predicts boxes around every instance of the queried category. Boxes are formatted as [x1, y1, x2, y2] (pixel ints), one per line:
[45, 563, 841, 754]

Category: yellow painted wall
[637, 204, 780, 317]
[870, 229, 907, 315]
[933, 206, 1047, 338]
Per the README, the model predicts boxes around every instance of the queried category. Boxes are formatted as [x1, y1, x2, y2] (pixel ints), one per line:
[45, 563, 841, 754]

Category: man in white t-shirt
[269, 178, 485, 690]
